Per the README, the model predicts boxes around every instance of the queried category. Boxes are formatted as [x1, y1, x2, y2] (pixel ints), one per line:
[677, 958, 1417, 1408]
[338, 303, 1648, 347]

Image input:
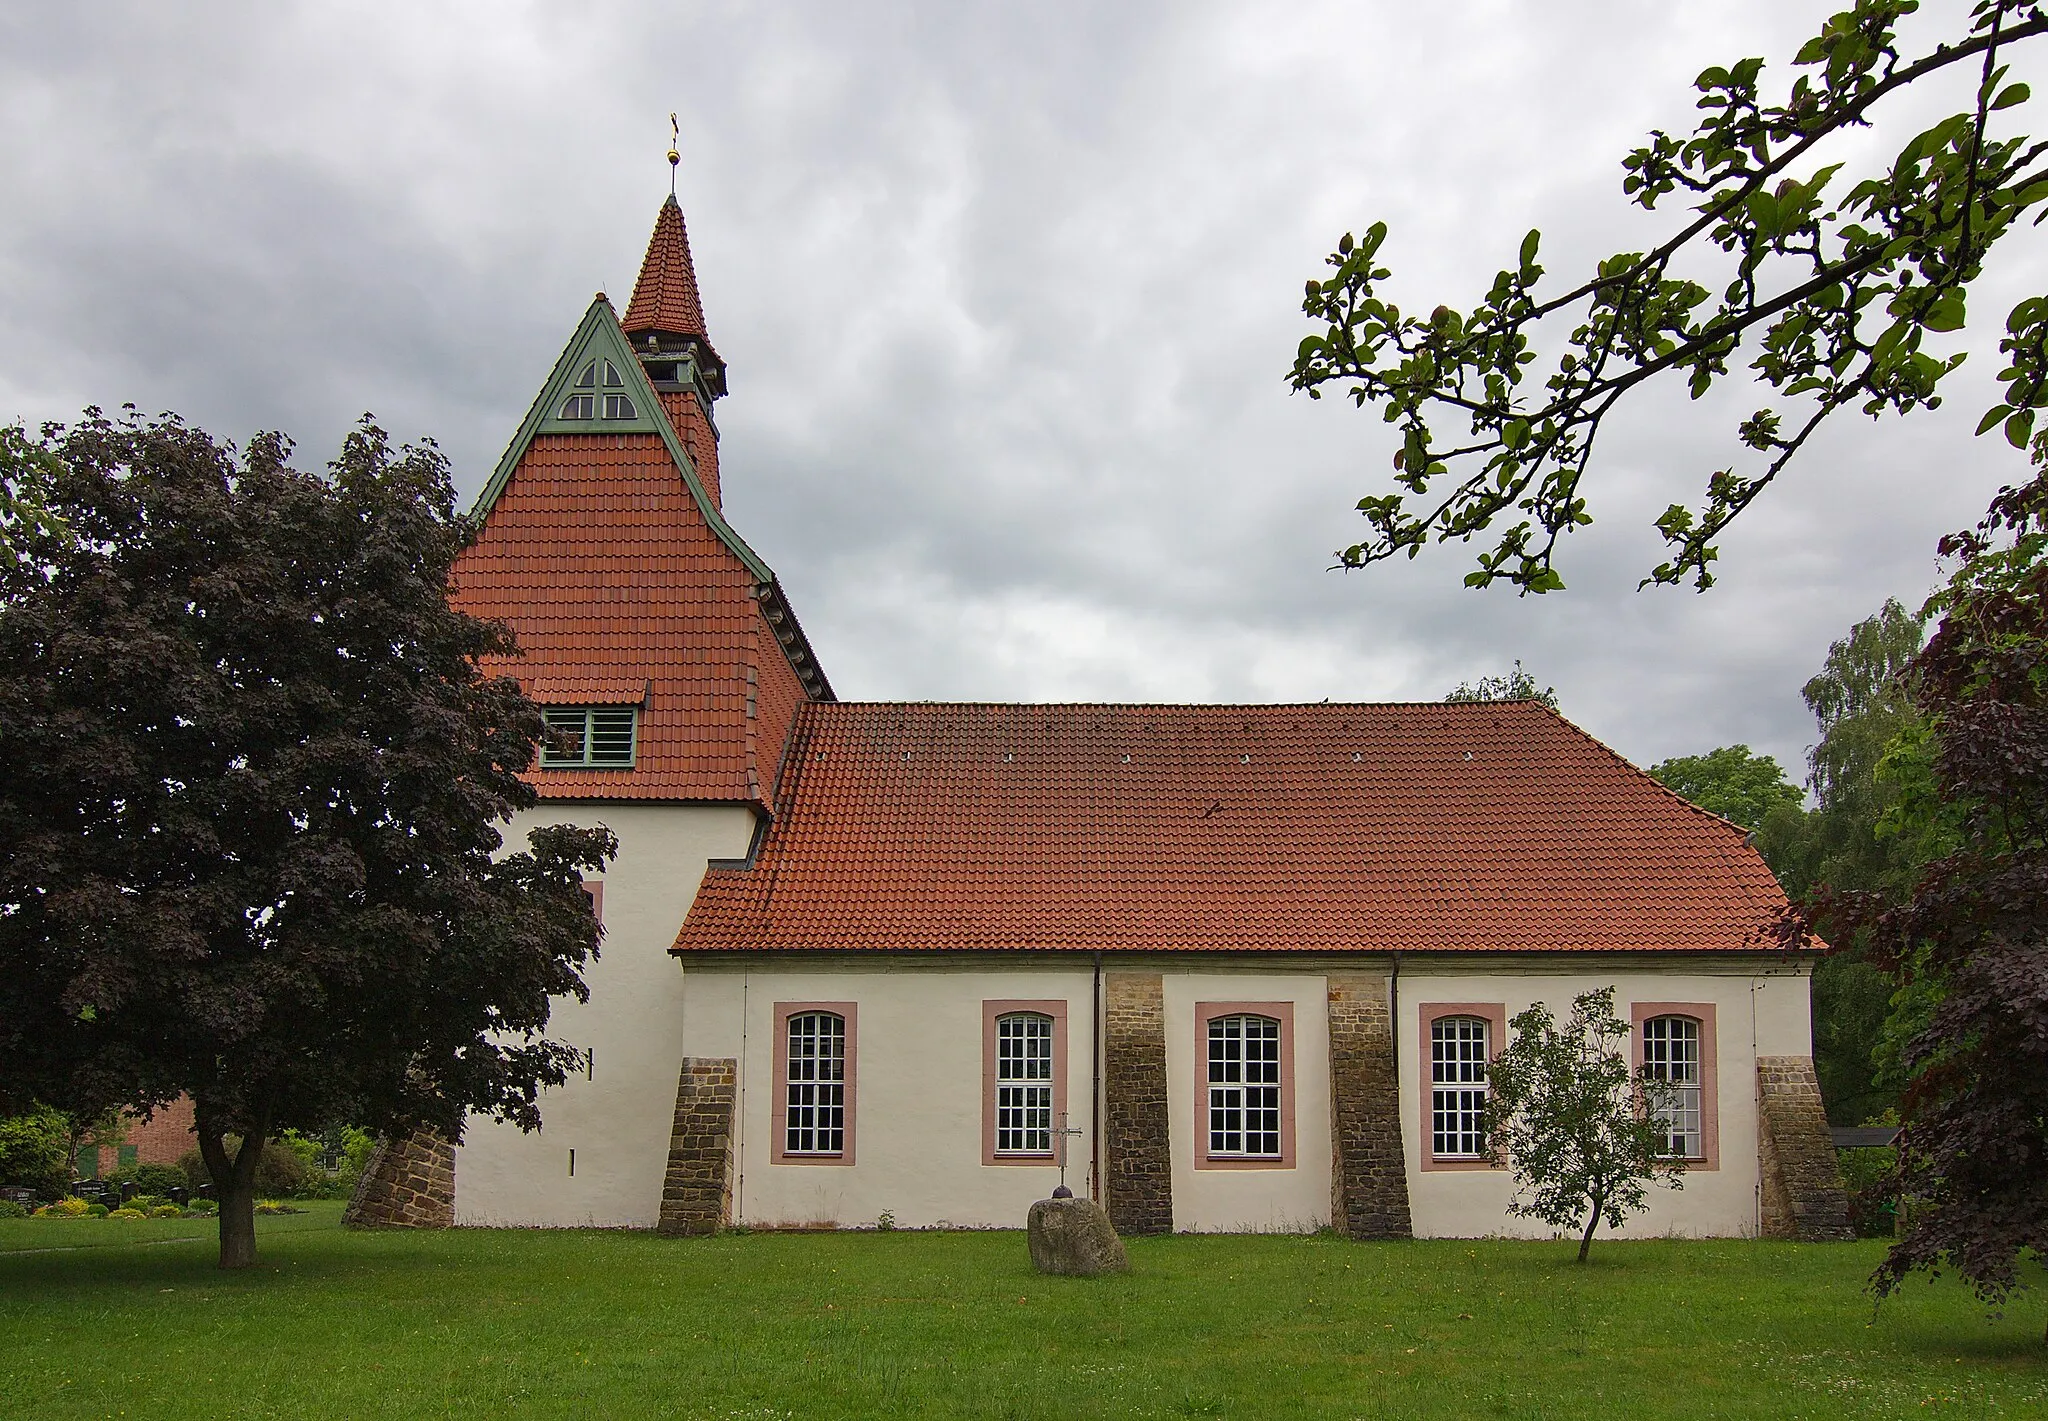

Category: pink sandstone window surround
[1632, 1001, 1719, 1170]
[1194, 1001, 1296, 1170]
[582, 879, 604, 924]
[981, 1000, 1070, 1166]
[771, 1002, 857, 1166]
[1419, 1002, 1508, 1172]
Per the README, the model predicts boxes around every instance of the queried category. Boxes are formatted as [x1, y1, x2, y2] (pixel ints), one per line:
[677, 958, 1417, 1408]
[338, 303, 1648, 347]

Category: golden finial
[667, 113, 680, 195]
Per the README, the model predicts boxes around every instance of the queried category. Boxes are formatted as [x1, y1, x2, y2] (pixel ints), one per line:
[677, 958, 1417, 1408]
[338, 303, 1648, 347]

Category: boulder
[1027, 1195, 1129, 1276]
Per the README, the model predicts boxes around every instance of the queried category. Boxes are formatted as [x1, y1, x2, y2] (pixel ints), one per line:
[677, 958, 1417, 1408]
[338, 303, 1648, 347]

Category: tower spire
[623, 168, 728, 504]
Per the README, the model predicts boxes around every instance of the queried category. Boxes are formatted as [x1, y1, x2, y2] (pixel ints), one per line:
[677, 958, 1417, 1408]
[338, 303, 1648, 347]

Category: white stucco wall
[682, 961, 1100, 1231]
[686, 955, 1813, 1238]
[452, 802, 757, 1228]
[1398, 958, 1813, 1240]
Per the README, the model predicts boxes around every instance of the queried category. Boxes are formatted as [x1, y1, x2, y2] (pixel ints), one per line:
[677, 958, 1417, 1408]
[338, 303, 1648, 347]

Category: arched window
[1431, 1015, 1491, 1159]
[994, 1012, 1054, 1155]
[783, 1011, 846, 1156]
[1641, 1015, 1703, 1159]
[1206, 1012, 1282, 1158]
[558, 358, 638, 421]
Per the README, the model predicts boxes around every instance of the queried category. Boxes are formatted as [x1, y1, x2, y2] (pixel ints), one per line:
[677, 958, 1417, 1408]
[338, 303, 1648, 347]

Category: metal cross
[1054, 1111, 1086, 1195]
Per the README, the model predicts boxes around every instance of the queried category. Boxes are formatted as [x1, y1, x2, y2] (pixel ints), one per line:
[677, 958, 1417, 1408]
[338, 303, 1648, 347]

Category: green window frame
[557, 358, 639, 422]
[541, 706, 638, 768]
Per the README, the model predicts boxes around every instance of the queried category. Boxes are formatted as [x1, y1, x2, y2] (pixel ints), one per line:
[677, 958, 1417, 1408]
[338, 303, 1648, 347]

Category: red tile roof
[527, 676, 650, 705]
[449, 433, 818, 802]
[622, 194, 707, 339]
[672, 700, 1792, 955]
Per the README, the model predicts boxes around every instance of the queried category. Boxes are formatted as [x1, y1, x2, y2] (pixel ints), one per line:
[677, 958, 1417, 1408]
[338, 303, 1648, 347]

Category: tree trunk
[1577, 1196, 1602, 1263]
[196, 1108, 269, 1271]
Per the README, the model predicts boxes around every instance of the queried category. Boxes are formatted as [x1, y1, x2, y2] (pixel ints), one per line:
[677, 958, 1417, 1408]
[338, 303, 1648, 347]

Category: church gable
[450, 201, 831, 805]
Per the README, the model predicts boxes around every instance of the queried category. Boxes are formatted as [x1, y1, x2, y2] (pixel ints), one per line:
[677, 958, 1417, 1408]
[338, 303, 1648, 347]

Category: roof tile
[673, 700, 1791, 954]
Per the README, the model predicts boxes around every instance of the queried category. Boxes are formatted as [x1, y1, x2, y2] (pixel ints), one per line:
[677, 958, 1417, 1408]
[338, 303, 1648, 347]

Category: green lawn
[0, 1211, 2041, 1419]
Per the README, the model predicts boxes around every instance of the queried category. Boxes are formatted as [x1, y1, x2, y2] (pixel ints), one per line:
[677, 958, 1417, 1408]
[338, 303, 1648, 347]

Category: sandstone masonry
[343, 1129, 454, 1229]
[658, 1057, 737, 1235]
[1327, 972, 1413, 1239]
[1756, 1054, 1854, 1241]
[1103, 971, 1173, 1235]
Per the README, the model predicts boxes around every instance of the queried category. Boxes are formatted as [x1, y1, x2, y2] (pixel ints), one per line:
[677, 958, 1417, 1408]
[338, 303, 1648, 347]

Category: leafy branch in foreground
[1293, 0, 2048, 592]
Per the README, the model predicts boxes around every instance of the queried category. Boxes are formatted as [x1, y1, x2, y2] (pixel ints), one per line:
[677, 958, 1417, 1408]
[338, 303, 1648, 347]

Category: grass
[0, 1210, 2042, 1419]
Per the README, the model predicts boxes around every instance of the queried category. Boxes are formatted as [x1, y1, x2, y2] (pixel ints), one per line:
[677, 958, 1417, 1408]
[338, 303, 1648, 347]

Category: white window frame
[1206, 1013, 1283, 1159]
[1431, 1015, 1491, 1159]
[1641, 1015, 1704, 1160]
[783, 1011, 846, 1157]
[993, 1012, 1054, 1156]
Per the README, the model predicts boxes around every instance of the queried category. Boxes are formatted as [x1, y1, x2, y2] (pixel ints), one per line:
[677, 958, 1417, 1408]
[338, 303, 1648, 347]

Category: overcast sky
[4, 1, 2042, 782]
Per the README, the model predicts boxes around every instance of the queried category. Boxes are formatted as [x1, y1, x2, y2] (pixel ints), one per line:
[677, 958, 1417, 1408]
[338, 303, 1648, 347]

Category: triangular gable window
[559, 359, 637, 422]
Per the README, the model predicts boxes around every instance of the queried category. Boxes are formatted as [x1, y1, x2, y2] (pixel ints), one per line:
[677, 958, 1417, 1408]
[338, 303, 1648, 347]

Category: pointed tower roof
[623, 194, 709, 339]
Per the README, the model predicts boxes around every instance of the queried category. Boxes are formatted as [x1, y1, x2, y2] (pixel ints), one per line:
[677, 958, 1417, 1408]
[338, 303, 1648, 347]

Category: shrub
[254, 1201, 306, 1216]
[34, 1196, 90, 1218]
[148, 1204, 183, 1219]
[0, 1106, 70, 1197]
[128, 1163, 188, 1197]
[0, 1200, 26, 1219]
[84, 1204, 108, 1217]
[127, 1194, 168, 1212]
[179, 1139, 314, 1197]
[189, 1197, 218, 1214]
[106, 1207, 146, 1220]
[1838, 1145, 1900, 1238]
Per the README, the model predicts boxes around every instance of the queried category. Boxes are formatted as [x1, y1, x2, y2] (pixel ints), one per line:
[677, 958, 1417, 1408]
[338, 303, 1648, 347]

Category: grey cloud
[4, 0, 2042, 789]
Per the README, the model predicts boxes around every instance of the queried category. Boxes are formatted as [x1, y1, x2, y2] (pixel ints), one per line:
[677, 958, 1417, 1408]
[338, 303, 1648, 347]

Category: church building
[348, 191, 1852, 1243]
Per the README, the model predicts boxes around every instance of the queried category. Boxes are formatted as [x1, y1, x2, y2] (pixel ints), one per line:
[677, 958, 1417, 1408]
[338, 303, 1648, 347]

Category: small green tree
[1444, 659, 1559, 708]
[0, 1105, 69, 1195]
[1483, 988, 1685, 1262]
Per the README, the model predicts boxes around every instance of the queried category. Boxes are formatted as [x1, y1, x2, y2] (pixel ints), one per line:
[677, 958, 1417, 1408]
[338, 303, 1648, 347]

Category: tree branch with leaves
[1294, 0, 2048, 592]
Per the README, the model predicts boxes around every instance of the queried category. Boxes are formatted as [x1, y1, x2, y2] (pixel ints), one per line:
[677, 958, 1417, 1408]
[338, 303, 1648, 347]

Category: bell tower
[621, 191, 728, 508]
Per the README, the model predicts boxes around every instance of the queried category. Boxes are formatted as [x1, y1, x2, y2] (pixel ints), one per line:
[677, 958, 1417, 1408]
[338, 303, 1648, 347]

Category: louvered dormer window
[558, 359, 637, 421]
[540, 706, 638, 767]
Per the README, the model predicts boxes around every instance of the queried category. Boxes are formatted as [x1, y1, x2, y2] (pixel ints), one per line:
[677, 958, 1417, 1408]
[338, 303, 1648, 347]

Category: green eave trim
[471, 296, 775, 584]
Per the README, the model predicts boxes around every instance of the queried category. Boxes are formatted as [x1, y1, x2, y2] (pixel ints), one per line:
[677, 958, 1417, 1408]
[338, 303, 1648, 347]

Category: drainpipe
[1091, 948, 1103, 1204]
[736, 968, 749, 1226]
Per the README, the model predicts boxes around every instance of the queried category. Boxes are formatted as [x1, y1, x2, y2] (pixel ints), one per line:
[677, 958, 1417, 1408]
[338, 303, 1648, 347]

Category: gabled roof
[469, 295, 766, 580]
[622, 194, 709, 339]
[451, 281, 831, 803]
[672, 700, 1792, 955]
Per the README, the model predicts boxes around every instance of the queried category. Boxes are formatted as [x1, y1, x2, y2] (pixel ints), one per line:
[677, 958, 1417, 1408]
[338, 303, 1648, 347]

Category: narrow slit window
[994, 1013, 1054, 1154]
[1642, 1016, 1703, 1159]
[784, 1012, 846, 1155]
[1431, 1016, 1490, 1158]
[1207, 1013, 1281, 1158]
